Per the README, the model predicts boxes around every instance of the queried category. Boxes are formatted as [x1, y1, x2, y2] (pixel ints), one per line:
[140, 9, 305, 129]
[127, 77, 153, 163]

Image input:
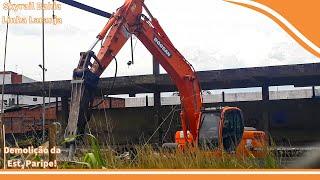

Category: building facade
[0, 71, 56, 110]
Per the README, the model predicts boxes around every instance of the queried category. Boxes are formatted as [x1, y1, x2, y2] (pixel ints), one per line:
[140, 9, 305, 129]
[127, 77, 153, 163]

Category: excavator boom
[64, 0, 203, 145]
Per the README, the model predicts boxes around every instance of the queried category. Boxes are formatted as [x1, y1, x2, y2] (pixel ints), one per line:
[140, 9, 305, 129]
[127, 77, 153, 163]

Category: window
[198, 112, 220, 150]
[222, 110, 244, 152]
[9, 98, 15, 106]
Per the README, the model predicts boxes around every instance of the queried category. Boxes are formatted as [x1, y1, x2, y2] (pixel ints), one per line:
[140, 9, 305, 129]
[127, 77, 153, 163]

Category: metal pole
[49, 123, 57, 169]
[1, 0, 11, 169]
[2, 125, 5, 169]
[41, 0, 46, 143]
[0, 126, 3, 169]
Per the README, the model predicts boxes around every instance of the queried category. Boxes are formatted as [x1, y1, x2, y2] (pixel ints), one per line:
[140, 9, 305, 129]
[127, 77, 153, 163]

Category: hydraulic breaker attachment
[64, 52, 99, 159]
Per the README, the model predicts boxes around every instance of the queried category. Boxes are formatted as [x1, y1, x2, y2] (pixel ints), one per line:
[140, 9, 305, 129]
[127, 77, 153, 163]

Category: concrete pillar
[312, 86, 316, 98]
[261, 85, 270, 134]
[61, 96, 69, 131]
[146, 96, 149, 107]
[55, 97, 59, 121]
[153, 57, 160, 75]
[109, 97, 112, 109]
[153, 57, 162, 143]
[16, 94, 19, 106]
[222, 91, 225, 103]
[262, 85, 269, 101]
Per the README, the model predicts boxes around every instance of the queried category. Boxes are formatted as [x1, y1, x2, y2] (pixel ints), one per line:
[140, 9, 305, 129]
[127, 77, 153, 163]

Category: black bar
[222, 91, 225, 103]
[312, 86, 316, 98]
[146, 96, 149, 107]
[109, 97, 112, 109]
[57, 0, 112, 18]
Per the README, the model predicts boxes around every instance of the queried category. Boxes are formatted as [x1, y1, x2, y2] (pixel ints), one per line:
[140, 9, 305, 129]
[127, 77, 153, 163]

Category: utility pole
[1, 0, 11, 169]
[41, 0, 46, 143]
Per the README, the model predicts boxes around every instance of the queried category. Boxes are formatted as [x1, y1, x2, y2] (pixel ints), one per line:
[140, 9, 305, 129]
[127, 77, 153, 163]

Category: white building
[0, 71, 55, 109]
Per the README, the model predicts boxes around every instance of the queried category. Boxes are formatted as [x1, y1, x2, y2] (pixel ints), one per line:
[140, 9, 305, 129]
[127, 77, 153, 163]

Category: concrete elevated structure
[1, 63, 320, 146]
[1, 63, 320, 97]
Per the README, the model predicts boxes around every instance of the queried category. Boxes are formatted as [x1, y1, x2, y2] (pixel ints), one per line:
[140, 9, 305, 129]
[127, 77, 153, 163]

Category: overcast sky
[0, 0, 318, 82]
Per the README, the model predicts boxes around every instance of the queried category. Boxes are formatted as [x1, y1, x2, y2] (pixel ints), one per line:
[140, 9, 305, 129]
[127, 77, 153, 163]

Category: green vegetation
[2, 134, 280, 169]
[60, 135, 279, 169]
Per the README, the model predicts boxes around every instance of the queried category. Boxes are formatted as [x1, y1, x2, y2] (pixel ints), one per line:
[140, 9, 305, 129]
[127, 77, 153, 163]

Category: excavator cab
[175, 107, 244, 154]
[199, 107, 244, 152]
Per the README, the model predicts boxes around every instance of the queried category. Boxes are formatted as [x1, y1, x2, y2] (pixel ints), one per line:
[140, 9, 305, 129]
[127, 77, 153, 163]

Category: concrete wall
[125, 88, 319, 107]
[72, 97, 320, 147]
[21, 75, 37, 83]
[0, 73, 12, 84]
[213, 99, 320, 146]
[3, 105, 57, 134]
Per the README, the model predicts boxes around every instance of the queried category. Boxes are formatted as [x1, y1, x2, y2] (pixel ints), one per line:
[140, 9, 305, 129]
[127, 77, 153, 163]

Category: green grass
[1, 134, 280, 169]
[59, 135, 280, 169]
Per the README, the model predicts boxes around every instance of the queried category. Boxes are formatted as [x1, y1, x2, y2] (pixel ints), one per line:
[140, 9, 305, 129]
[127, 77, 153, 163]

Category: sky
[0, 0, 319, 82]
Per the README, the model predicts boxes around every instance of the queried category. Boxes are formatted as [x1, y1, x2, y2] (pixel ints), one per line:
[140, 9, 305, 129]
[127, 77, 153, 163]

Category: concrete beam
[61, 96, 69, 131]
[2, 63, 320, 97]
[153, 57, 162, 143]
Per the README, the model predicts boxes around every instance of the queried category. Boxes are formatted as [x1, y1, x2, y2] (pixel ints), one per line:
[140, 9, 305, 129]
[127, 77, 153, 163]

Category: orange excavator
[62, 0, 267, 157]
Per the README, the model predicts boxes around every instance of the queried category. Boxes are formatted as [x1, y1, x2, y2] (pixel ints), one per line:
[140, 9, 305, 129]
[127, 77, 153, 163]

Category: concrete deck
[1, 63, 320, 97]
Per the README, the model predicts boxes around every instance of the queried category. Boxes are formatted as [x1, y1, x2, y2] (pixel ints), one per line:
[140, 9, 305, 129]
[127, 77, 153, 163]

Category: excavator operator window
[198, 112, 220, 150]
[222, 110, 244, 153]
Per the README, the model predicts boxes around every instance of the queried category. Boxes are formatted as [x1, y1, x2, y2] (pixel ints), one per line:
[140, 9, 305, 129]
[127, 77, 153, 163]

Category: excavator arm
[64, 0, 203, 146]
[136, 10, 203, 143]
